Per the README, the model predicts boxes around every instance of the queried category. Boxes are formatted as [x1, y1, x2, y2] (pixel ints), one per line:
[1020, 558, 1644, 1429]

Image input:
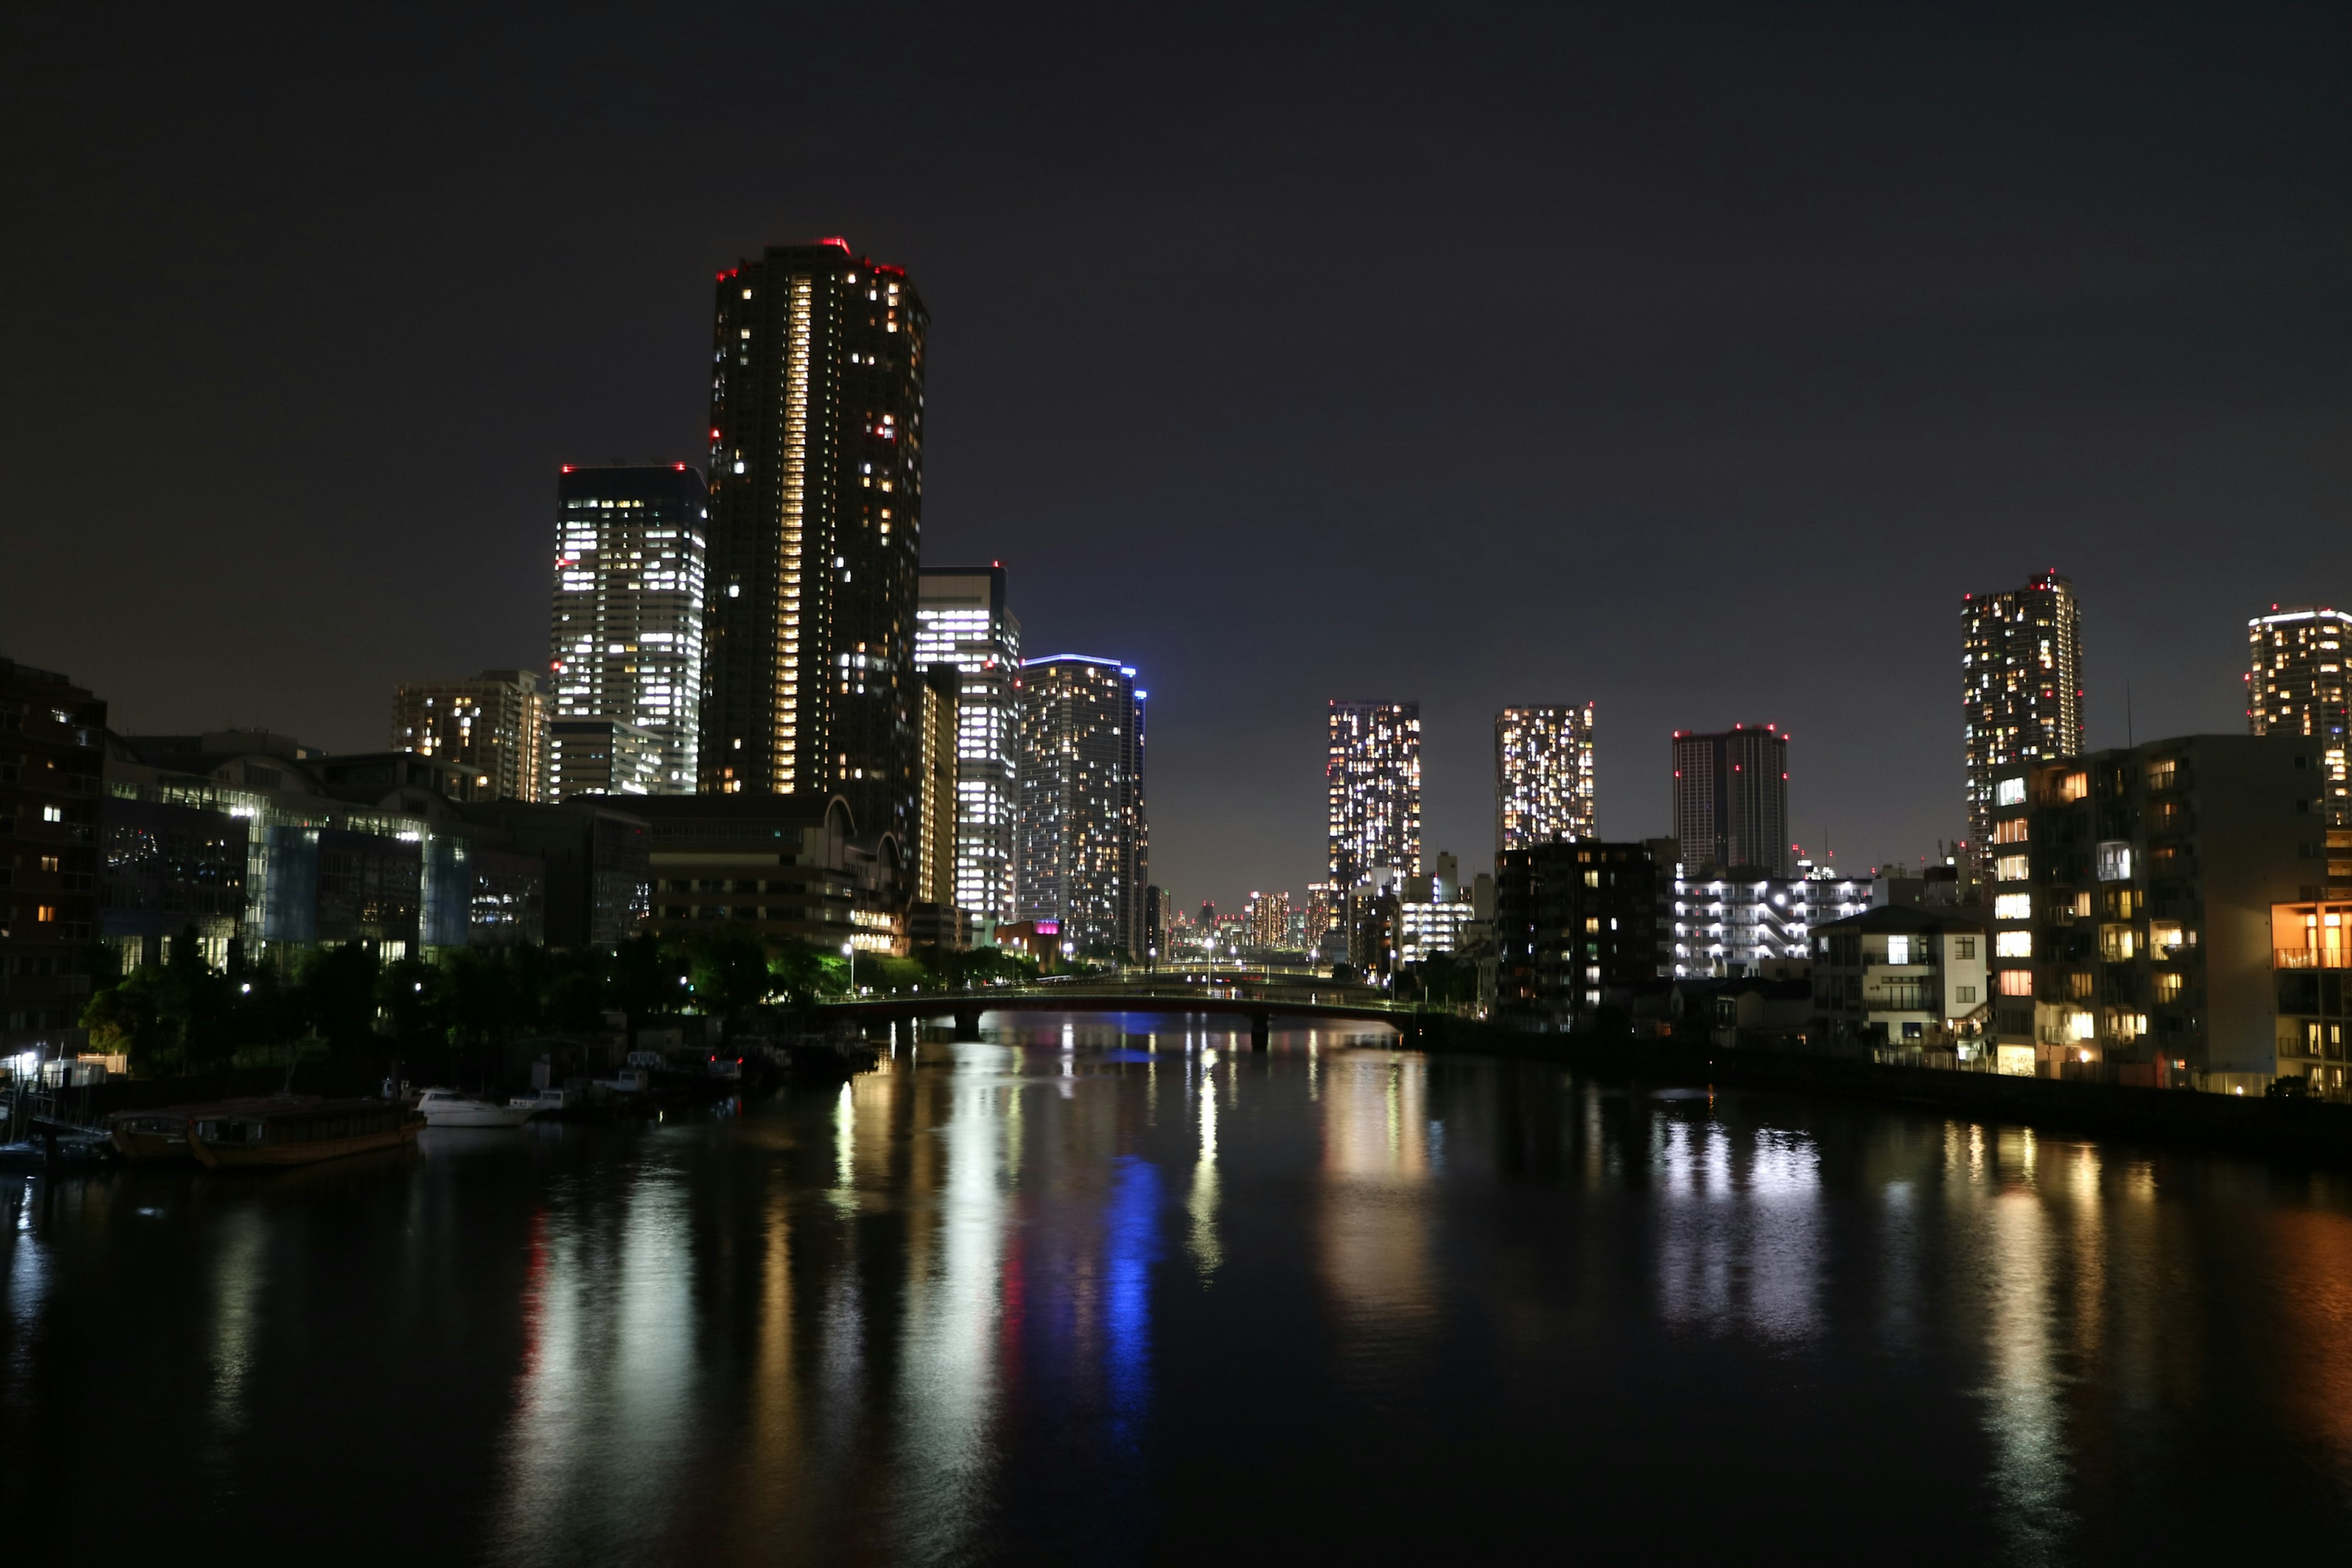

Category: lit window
[1994, 893, 2032, 921]
[1996, 931, 2033, 958]
[1998, 968, 2034, 997]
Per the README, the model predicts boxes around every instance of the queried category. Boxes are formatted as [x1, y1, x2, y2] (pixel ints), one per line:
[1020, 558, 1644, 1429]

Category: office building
[548, 717, 663, 798]
[1809, 907, 1991, 1059]
[914, 565, 1022, 922]
[701, 239, 927, 851]
[631, 793, 908, 957]
[1672, 861, 1871, 979]
[1, 657, 105, 1057]
[1986, 734, 2320, 1090]
[1016, 656, 1147, 956]
[1494, 840, 1670, 1027]
[2248, 606, 2351, 882]
[1672, 724, 1792, 876]
[392, 669, 551, 804]
[551, 464, 707, 793]
[1496, 704, 1596, 853]
[1328, 701, 1421, 890]
[1963, 570, 2085, 872]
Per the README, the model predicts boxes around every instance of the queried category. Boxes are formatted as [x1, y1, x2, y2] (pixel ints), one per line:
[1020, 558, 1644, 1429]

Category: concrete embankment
[1398, 1014, 2352, 1165]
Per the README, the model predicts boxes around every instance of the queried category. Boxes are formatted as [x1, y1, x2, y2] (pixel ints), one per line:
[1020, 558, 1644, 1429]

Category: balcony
[2277, 947, 2348, 970]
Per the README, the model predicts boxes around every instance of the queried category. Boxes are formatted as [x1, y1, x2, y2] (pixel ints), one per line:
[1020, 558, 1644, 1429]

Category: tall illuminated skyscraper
[1327, 701, 1421, 888]
[1016, 656, 1147, 954]
[2248, 605, 2351, 846]
[1495, 704, 1596, 853]
[1961, 570, 2084, 866]
[1672, 724, 1791, 876]
[549, 465, 706, 793]
[914, 564, 1021, 921]
[699, 238, 927, 845]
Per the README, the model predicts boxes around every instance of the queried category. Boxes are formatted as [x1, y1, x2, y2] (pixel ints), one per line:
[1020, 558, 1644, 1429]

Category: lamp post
[842, 941, 856, 997]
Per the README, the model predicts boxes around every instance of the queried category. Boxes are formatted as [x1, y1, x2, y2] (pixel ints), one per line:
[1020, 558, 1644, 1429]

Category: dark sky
[6, 2, 2348, 911]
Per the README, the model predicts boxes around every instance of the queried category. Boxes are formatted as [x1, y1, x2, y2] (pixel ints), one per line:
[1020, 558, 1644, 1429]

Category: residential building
[1328, 702, 1421, 939]
[2272, 897, 2349, 1098]
[1809, 906, 1991, 1061]
[915, 662, 961, 908]
[1963, 570, 2085, 873]
[1494, 840, 1670, 1027]
[1, 658, 106, 1058]
[1016, 656, 1147, 956]
[631, 791, 908, 956]
[1495, 704, 1596, 853]
[914, 565, 1022, 923]
[1672, 724, 1792, 876]
[701, 239, 927, 853]
[1244, 889, 1292, 951]
[2248, 605, 2351, 883]
[391, 669, 551, 803]
[1672, 861, 1871, 979]
[1986, 734, 2322, 1089]
[548, 717, 663, 799]
[551, 464, 707, 793]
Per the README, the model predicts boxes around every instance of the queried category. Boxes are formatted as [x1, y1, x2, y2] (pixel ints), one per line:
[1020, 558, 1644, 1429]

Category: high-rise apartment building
[2248, 605, 2351, 846]
[1672, 724, 1792, 876]
[1, 657, 105, 1057]
[915, 663, 960, 908]
[1328, 701, 1421, 889]
[701, 239, 927, 851]
[1962, 570, 2084, 869]
[914, 565, 1021, 921]
[551, 464, 707, 793]
[1016, 656, 1147, 955]
[1496, 704, 1596, 853]
[391, 670, 551, 802]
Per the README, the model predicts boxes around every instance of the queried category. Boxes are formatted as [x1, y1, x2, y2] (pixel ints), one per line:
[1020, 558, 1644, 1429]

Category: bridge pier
[952, 1005, 984, 1040]
[1250, 1012, 1270, 1051]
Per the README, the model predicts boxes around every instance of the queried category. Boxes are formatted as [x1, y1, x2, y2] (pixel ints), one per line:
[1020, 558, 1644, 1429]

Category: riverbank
[1403, 1014, 2352, 1165]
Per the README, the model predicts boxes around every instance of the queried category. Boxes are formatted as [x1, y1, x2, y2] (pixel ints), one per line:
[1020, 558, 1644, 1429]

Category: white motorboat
[416, 1088, 535, 1129]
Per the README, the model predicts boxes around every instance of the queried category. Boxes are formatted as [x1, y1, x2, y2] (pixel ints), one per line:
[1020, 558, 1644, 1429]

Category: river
[6, 1018, 2351, 1564]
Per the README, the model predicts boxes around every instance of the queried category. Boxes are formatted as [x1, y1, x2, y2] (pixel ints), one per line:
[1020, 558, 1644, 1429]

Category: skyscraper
[1672, 724, 1791, 876]
[1962, 570, 2084, 867]
[1328, 701, 1421, 889]
[915, 662, 960, 908]
[550, 464, 707, 793]
[1016, 656, 1147, 955]
[1495, 704, 1596, 853]
[2248, 605, 2351, 836]
[914, 565, 1022, 921]
[391, 670, 550, 802]
[700, 239, 927, 850]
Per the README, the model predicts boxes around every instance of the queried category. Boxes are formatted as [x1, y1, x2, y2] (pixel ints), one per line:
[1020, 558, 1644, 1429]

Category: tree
[377, 954, 452, 1046]
[604, 933, 687, 1046]
[690, 933, 774, 1037]
[295, 943, 380, 1049]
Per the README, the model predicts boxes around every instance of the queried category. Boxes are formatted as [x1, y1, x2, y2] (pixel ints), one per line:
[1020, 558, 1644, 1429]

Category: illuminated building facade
[2248, 606, 2351, 878]
[632, 793, 908, 957]
[1672, 724, 1791, 876]
[915, 663, 960, 908]
[914, 565, 1021, 922]
[1016, 656, 1147, 956]
[1496, 704, 1595, 852]
[1962, 570, 2084, 873]
[391, 669, 550, 803]
[701, 239, 927, 853]
[551, 464, 706, 793]
[1673, 863, 1869, 978]
[1985, 734, 2318, 1091]
[1494, 840, 1670, 1025]
[548, 717, 663, 799]
[2272, 897, 2351, 1099]
[1327, 701, 1420, 889]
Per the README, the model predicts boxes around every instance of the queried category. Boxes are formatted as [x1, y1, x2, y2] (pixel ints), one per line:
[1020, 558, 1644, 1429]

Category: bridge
[812, 979, 1421, 1049]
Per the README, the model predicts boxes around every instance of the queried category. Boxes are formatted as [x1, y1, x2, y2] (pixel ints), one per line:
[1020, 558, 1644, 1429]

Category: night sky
[6, 3, 2348, 911]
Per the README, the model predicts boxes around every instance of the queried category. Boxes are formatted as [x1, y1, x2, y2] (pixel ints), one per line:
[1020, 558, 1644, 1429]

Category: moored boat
[187, 1098, 420, 1169]
[108, 1097, 301, 1163]
[417, 1088, 535, 1129]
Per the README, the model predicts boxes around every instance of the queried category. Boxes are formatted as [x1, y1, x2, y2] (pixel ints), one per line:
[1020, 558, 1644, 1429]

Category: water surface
[6, 1017, 2352, 1564]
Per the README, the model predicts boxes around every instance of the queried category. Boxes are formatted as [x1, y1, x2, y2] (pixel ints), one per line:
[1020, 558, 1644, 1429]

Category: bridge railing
[815, 981, 1410, 1013]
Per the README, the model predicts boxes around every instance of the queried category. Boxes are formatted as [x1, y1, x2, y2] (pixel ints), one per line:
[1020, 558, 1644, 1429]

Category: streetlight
[842, 940, 856, 996]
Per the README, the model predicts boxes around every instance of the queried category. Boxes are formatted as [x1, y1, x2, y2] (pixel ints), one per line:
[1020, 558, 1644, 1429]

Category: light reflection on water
[5, 1019, 2352, 1562]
